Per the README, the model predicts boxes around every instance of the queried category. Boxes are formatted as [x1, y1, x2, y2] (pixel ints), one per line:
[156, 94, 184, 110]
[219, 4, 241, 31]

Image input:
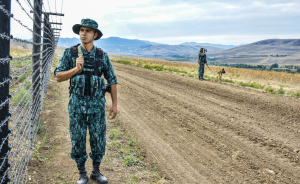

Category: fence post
[0, 0, 12, 183]
[32, 0, 42, 121]
[42, 13, 49, 94]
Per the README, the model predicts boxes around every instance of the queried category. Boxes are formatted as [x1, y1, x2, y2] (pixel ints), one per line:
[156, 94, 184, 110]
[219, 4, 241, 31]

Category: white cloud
[8, 0, 300, 45]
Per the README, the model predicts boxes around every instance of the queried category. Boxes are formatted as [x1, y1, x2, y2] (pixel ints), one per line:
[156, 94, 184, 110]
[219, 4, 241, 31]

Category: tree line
[209, 62, 300, 73]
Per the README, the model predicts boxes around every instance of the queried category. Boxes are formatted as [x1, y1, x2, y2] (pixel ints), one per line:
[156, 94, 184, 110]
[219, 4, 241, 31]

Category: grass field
[109, 55, 300, 98]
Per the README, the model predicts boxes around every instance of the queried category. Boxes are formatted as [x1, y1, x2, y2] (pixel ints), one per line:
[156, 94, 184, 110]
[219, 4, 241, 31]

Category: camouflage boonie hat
[72, 18, 103, 40]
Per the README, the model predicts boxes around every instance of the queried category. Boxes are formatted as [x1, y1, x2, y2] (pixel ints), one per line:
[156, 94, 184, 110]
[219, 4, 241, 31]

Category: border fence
[0, 0, 63, 183]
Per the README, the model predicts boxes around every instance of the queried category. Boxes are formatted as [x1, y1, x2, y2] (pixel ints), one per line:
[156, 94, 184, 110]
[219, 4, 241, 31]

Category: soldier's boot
[90, 161, 108, 184]
[202, 76, 206, 80]
[199, 76, 203, 81]
[199, 76, 201, 80]
[76, 164, 88, 184]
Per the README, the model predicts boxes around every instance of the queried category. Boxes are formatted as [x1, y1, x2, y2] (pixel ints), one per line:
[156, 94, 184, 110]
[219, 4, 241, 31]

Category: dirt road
[113, 62, 300, 183]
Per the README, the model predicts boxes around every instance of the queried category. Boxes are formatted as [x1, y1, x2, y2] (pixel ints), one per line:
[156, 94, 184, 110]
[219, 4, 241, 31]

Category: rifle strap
[199, 56, 202, 64]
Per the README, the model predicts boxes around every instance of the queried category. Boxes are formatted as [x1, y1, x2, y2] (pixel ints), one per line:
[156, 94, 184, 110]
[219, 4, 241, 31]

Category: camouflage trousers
[69, 111, 106, 165]
[198, 63, 205, 77]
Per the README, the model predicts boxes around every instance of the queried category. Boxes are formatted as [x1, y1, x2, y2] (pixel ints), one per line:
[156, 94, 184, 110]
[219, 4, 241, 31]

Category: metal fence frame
[0, 0, 63, 183]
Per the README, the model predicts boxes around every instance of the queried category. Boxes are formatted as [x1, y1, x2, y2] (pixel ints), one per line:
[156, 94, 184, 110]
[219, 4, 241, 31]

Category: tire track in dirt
[112, 62, 300, 183]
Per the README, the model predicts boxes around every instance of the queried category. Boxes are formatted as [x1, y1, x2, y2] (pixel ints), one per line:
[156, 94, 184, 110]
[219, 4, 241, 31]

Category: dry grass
[10, 46, 32, 58]
[109, 55, 300, 96]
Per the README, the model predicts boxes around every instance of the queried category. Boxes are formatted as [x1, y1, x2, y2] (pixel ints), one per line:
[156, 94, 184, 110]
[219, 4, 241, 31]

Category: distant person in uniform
[54, 18, 118, 184]
[198, 48, 207, 80]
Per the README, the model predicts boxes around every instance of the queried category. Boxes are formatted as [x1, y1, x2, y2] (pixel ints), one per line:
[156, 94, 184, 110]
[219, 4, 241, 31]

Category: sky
[10, 0, 300, 45]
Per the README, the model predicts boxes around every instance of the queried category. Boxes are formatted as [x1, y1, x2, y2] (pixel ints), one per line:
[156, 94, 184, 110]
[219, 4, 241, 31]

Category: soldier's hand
[76, 56, 84, 71]
[109, 105, 117, 119]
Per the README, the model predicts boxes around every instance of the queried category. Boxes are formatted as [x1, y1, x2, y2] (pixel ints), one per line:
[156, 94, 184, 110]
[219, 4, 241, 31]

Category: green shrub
[35, 121, 44, 133]
[122, 155, 143, 166]
[290, 91, 300, 98]
[109, 129, 122, 140]
[222, 78, 235, 84]
[249, 82, 265, 89]
[153, 65, 164, 71]
[136, 62, 143, 67]
[122, 60, 133, 65]
[265, 86, 276, 94]
[277, 87, 285, 95]
[113, 59, 134, 65]
[144, 64, 153, 70]
[295, 91, 300, 98]
[165, 67, 180, 73]
[128, 135, 136, 146]
[119, 145, 136, 155]
[109, 140, 119, 148]
[238, 81, 264, 89]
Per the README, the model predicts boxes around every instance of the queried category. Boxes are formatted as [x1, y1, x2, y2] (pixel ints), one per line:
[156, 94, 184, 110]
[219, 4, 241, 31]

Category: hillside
[207, 39, 300, 58]
[56, 37, 225, 57]
[11, 38, 300, 65]
[57, 36, 161, 48]
[179, 42, 242, 49]
[12, 37, 225, 57]
[114, 44, 224, 58]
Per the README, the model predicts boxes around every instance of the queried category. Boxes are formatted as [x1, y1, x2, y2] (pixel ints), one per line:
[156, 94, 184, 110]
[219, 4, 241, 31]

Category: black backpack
[68, 44, 111, 95]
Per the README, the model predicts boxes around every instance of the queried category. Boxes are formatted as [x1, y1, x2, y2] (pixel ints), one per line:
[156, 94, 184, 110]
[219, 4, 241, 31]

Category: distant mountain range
[208, 39, 300, 58]
[179, 42, 246, 49]
[56, 37, 233, 57]
[10, 37, 300, 65]
[204, 39, 300, 66]
[57, 37, 161, 48]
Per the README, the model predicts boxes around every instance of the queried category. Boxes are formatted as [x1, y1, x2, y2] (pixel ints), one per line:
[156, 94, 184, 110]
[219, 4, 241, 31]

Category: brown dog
[217, 68, 226, 80]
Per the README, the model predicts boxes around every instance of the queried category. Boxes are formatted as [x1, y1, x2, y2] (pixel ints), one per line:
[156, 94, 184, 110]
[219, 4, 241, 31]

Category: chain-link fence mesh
[0, 0, 63, 183]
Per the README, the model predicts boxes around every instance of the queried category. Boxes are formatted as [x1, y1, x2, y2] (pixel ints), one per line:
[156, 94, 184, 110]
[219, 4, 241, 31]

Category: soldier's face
[79, 27, 98, 43]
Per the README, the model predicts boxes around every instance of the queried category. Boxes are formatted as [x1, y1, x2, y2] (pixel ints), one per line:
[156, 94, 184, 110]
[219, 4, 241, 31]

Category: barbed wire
[9, 48, 53, 88]
[10, 52, 53, 108]
[7, 66, 50, 182]
[24, 0, 55, 39]
[0, 54, 43, 137]
[0, 111, 11, 131]
[20, 0, 54, 38]
[1, 54, 54, 183]
[0, 46, 53, 65]
[0, 151, 9, 171]
[0, 76, 12, 87]
[0, 3, 13, 17]
[0, 96, 11, 111]
[0, 5, 49, 42]
[0, 32, 11, 40]
[23, 0, 33, 10]
[0, 0, 62, 182]
[0, 56, 11, 64]
[0, 50, 54, 132]
[7, 52, 54, 138]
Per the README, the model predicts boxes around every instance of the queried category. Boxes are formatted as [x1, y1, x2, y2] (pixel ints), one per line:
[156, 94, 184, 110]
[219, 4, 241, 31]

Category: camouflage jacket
[54, 45, 118, 114]
[198, 52, 207, 64]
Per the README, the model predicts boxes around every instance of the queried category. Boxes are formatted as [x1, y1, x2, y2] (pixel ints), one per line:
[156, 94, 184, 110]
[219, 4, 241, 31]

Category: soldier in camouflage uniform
[198, 48, 208, 80]
[54, 19, 117, 184]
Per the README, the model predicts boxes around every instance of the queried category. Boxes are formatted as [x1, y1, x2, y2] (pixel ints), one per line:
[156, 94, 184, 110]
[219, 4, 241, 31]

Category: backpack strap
[69, 44, 80, 87]
[70, 44, 80, 60]
[95, 47, 104, 68]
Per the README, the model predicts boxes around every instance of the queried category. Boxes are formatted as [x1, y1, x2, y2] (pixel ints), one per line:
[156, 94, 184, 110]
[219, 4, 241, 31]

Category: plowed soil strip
[113, 62, 300, 183]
